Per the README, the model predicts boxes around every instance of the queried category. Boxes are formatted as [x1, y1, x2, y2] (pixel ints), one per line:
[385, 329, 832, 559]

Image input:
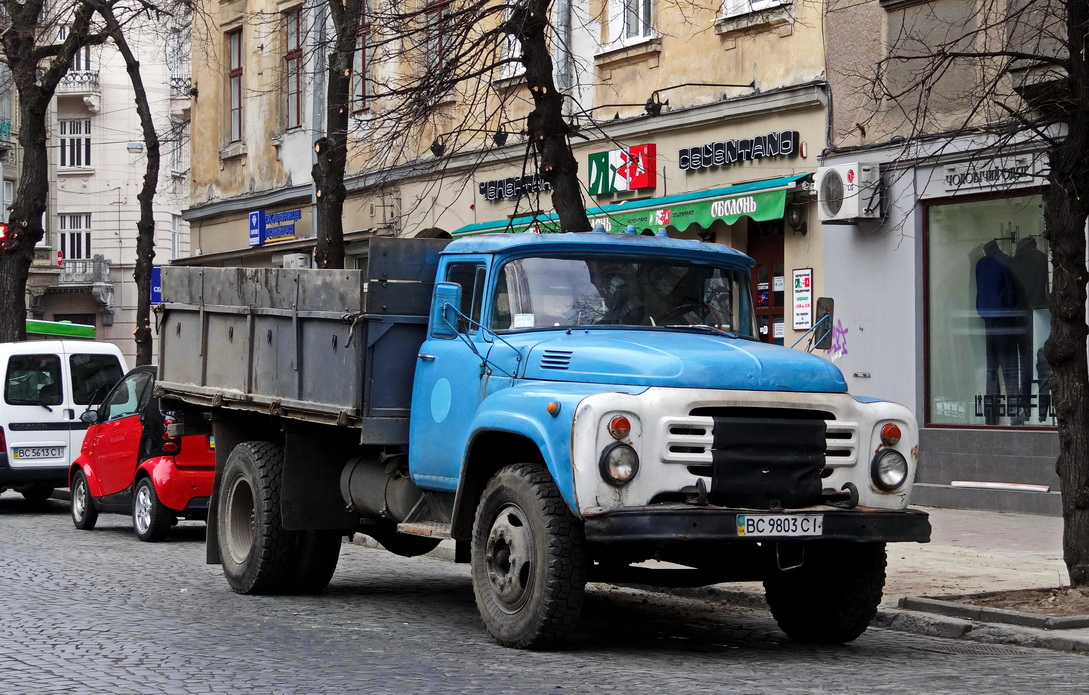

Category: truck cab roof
[442, 232, 755, 267]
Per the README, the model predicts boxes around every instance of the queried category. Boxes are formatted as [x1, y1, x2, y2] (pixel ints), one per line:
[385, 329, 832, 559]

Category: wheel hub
[73, 480, 88, 519]
[134, 485, 152, 534]
[224, 474, 256, 565]
[484, 503, 535, 613]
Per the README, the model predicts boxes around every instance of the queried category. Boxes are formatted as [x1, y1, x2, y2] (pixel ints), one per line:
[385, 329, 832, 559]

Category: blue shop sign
[248, 210, 266, 246]
[150, 266, 162, 303]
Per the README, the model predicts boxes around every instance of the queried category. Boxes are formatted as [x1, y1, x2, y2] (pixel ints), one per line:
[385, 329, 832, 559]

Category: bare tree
[835, 0, 1089, 585]
[308, 0, 591, 263]
[0, 0, 104, 342]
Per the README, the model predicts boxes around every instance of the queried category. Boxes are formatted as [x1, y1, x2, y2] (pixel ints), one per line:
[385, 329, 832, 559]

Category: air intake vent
[540, 349, 573, 370]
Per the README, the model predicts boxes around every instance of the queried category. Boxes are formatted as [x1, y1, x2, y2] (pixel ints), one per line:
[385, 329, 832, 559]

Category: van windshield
[70, 353, 124, 405]
[490, 254, 757, 338]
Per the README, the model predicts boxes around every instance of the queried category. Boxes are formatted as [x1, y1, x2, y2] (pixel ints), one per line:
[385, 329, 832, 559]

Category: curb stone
[899, 596, 1089, 630]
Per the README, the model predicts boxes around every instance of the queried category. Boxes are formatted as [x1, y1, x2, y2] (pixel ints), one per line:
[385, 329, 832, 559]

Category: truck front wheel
[217, 441, 295, 594]
[763, 541, 887, 644]
[471, 463, 586, 649]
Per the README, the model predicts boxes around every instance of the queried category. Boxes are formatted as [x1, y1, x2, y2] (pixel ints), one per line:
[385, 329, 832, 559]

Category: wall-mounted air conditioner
[282, 253, 311, 269]
[816, 163, 881, 223]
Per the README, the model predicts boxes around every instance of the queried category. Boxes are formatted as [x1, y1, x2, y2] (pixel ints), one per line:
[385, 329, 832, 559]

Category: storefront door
[747, 223, 785, 345]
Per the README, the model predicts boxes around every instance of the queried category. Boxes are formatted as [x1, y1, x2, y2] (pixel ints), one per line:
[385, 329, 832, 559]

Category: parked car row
[2, 338, 213, 541]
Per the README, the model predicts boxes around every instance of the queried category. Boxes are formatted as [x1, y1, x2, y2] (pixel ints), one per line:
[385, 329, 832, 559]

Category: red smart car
[69, 365, 214, 541]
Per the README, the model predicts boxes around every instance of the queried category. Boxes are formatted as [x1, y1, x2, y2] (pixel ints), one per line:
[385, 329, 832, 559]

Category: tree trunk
[313, 0, 361, 270]
[1045, 0, 1089, 588]
[100, 3, 160, 366]
[515, 0, 590, 233]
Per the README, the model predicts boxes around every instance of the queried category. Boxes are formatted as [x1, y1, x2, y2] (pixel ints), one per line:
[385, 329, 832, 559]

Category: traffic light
[0, 223, 7, 241]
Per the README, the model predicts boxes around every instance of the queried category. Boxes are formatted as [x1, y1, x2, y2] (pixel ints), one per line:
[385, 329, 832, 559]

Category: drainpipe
[309, 3, 329, 244]
[554, 0, 573, 117]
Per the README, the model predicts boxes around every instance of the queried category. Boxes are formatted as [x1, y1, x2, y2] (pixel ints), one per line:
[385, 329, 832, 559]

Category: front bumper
[582, 505, 931, 544]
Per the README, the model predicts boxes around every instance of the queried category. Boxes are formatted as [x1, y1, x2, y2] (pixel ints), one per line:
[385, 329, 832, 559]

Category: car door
[90, 370, 154, 497]
[409, 260, 490, 491]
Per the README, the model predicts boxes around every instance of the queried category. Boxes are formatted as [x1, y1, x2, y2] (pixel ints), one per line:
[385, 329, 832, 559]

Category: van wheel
[763, 541, 887, 644]
[217, 441, 295, 594]
[471, 463, 586, 649]
[133, 477, 175, 542]
[70, 471, 98, 530]
[20, 485, 53, 503]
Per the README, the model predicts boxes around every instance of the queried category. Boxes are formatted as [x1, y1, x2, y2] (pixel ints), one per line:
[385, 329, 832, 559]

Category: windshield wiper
[664, 324, 760, 341]
[8, 398, 54, 412]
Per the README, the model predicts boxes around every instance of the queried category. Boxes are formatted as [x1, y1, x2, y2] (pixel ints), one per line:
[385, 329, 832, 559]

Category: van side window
[69, 353, 124, 405]
[4, 354, 63, 406]
[446, 263, 486, 333]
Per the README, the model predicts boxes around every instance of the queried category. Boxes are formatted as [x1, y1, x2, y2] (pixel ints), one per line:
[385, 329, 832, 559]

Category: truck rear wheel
[763, 541, 887, 644]
[217, 441, 296, 594]
[471, 463, 586, 649]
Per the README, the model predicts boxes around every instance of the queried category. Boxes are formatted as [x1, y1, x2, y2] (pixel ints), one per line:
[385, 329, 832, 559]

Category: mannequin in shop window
[1010, 236, 1050, 422]
[975, 239, 1029, 425]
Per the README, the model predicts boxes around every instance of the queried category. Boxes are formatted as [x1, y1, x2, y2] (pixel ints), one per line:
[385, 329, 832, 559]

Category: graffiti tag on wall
[824, 320, 849, 361]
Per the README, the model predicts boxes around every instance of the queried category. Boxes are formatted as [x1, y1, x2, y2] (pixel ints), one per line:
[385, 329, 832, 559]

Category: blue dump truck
[155, 232, 930, 648]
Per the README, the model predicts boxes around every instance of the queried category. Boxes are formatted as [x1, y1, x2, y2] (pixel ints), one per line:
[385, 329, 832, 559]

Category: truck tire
[133, 477, 174, 542]
[217, 441, 296, 594]
[287, 531, 342, 594]
[471, 463, 586, 649]
[763, 541, 887, 644]
[70, 471, 98, 530]
[20, 485, 53, 503]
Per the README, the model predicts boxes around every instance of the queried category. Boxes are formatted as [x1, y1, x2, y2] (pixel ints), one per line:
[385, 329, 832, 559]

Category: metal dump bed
[155, 238, 448, 444]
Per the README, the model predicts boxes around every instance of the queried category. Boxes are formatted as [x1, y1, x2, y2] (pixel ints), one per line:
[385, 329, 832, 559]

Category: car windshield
[490, 254, 757, 338]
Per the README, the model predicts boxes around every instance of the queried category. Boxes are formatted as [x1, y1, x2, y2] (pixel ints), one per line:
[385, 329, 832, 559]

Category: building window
[426, 0, 450, 69]
[284, 8, 303, 129]
[351, 2, 371, 112]
[170, 214, 181, 261]
[623, 0, 654, 39]
[59, 213, 92, 261]
[59, 119, 91, 168]
[499, 6, 525, 79]
[170, 121, 191, 174]
[926, 193, 1053, 428]
[721, 0, 788, 19]
[227, 29, 243, 142]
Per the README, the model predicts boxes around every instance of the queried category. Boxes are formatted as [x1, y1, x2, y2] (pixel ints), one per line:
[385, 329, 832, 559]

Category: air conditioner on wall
[815, 163, 882, 223]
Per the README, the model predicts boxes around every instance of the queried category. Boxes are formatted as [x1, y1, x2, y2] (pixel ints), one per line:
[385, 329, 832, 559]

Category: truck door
[409, 261, 489, 491]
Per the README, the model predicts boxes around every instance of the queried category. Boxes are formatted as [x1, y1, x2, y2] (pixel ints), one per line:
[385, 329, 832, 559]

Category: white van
[0, 340, 128, 501]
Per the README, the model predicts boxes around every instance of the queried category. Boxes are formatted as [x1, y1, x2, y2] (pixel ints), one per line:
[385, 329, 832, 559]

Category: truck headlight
[871, 449, 908, 491]
[599, 443, 639, 486]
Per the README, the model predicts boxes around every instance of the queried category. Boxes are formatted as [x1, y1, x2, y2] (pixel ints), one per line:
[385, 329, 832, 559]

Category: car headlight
[599, 443, 639, 486]
[871, 449, 908, 491]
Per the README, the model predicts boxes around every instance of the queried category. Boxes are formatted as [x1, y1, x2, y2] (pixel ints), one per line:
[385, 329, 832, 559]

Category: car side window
[100, 372, 152, 423]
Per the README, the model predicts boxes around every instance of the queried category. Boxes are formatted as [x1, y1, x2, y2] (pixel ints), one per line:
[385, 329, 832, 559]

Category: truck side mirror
[429, 282, 462, 340]
[814, 297, 834, 351]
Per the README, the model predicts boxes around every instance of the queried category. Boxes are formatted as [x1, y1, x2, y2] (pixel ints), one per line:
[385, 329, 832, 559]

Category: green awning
[452, 173, 811, 237]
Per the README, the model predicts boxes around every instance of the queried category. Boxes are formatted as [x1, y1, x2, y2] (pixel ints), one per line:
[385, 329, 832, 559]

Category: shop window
[926, 193, 1053, 428]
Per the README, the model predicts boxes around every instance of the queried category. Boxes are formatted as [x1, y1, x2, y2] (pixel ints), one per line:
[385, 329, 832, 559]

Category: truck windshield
[490, 254, 757, 338]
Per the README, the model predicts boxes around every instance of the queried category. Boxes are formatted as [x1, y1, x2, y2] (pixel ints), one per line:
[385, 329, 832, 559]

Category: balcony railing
[58, 70, 100, 95]
[169, 75, 192, 98]
[0, 118, 10, 138]
[59, 256, 111, 285]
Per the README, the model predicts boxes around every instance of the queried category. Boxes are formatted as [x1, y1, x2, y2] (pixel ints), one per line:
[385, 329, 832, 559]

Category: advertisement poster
[792, 268, 813, 330]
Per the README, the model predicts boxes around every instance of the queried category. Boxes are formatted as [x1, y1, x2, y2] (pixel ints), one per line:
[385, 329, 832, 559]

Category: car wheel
[471, 463, 587, 649]
[217, 441, 296, 595]
[70, 470, 98, 531]
[133, 477, 175, 542]
[20, 485, 54, 503]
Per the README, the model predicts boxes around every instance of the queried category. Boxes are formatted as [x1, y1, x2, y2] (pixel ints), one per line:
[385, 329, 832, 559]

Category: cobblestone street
[2, 492, 1084, 694]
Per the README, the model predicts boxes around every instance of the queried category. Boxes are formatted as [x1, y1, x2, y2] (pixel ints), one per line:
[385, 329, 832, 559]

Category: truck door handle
[418, 353, 436, 361]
